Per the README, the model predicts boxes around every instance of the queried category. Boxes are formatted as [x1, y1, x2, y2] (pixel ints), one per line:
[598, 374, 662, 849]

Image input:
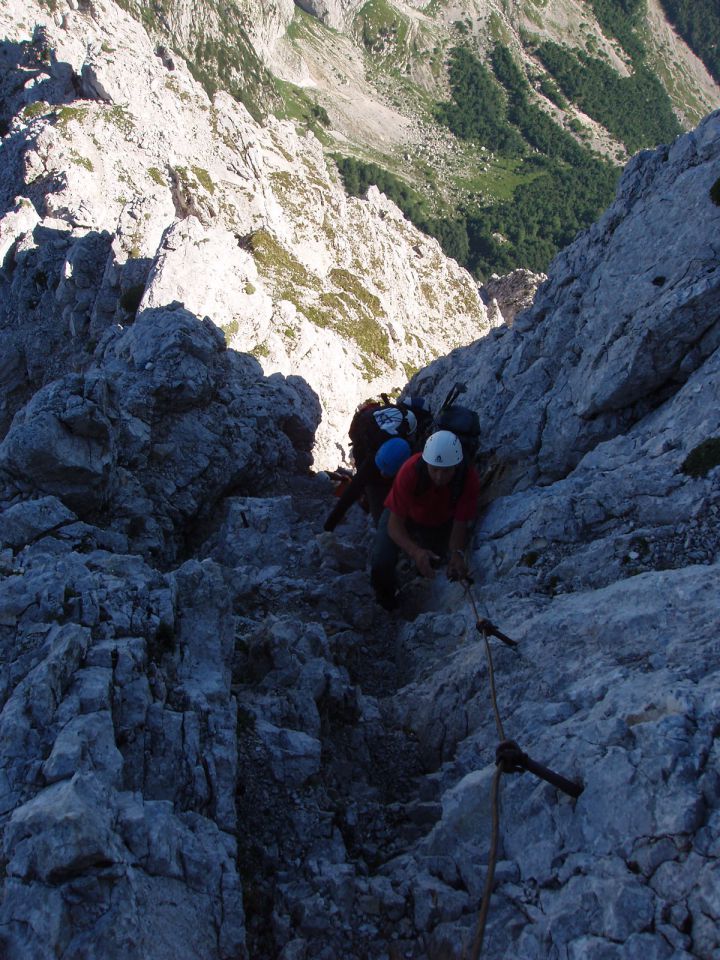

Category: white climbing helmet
[422, 430, 464, 467]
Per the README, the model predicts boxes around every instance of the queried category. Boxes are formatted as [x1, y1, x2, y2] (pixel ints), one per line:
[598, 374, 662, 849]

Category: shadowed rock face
[0, 303, 321, 562]
[412, 111, 720, 496]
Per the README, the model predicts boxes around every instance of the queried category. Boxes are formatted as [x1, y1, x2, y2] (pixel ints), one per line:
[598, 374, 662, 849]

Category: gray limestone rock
[1, 1, 720, 958]
[412, 111, 720, 495]
[0, 495, 77, 549]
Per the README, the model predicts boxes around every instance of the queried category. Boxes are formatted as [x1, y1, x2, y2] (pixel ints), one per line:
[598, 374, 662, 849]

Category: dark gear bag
[432, 383, 480, 462]
[348, 394, 417, 466]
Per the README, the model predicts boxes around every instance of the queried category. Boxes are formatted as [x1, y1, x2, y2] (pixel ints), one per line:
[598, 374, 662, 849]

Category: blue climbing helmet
[375, 437, 412, 477]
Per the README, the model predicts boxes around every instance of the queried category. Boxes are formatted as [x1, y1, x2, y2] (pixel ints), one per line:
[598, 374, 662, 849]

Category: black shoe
[375, 589, 399, 611]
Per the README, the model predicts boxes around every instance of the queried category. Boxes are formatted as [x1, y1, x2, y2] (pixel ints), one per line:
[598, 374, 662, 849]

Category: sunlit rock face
[0, 0, 491, 473]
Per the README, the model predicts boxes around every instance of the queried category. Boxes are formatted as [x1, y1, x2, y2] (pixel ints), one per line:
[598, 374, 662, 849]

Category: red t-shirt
[385, 453, 480, 526]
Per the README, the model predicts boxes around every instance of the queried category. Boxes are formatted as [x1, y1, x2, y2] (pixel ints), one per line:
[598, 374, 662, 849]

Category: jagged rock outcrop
[0, 0, 491, 472]
[0, 300, 318, 562]
[293, 0, 365, 31]
[482, 267, 547, 326]
[0, 541, 247, 959]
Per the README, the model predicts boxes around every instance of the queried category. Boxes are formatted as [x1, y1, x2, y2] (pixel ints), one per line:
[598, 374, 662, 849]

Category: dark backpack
[348, 395, 416, 466]
[432, 383, 481, 463]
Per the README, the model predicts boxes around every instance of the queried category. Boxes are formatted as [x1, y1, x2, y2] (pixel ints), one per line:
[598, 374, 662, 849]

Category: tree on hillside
[657, 0, 720, 82]
[435, 47, 524, 153]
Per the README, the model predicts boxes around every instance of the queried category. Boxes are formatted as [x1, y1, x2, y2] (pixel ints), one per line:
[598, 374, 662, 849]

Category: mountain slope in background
[0, 0, 505, 475]
[112, 0, 720, 276]
[657, 0, 720, 83]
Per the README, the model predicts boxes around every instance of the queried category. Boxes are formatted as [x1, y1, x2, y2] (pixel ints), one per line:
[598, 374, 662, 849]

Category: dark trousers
[365, 482, 389, 526]
[370, 509, 452, 599]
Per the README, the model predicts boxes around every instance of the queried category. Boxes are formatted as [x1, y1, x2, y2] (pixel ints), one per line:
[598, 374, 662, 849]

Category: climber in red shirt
[370, 430, 480, 610]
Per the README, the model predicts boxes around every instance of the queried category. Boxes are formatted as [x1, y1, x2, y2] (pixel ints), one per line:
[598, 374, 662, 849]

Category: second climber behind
[324, 436, 412, 531]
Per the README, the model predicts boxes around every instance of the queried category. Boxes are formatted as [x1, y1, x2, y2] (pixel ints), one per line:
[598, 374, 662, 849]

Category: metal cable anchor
[495, 739, 584, 798]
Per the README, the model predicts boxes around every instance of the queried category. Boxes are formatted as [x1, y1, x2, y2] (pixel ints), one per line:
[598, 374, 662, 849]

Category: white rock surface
[0, 0, 491, 470]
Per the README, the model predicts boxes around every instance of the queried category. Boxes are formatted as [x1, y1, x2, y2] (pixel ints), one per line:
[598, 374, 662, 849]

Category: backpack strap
[414, 456, 431, 497]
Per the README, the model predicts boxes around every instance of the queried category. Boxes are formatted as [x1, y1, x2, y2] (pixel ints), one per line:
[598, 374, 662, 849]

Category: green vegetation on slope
[335, 42, 620, 279]
[274, 78, 331, 136]
[464, 155, 618, 277]
[434, 48, 523, 153]
[333, 156, 469, 264]
[536, 41, 682, 153]
[113, 0, 277, 121]
[439, 44, 619, 277]
[587, 0, 647, 61]
[336, 41, 624, 278]
[527, 0, 682, 154]
[657, 0, 720, 83]
[356, 0, 410, 61]
[341, 1, 713, 279]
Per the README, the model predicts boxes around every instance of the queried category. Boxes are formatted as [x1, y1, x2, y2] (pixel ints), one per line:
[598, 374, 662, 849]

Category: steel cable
[468, 762, 502, 960]
[459, 579, 583, 959]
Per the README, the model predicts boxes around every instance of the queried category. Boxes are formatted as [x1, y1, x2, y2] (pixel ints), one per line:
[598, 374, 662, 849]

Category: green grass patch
[23, 100, 50, 120]
[273, 78, 331, 136]
[487, 11, 512, 45]
[148, 166, 166, 186]
[223, 319, 240, 340]
[458, 155, 535, 202]
[192, 165, 215, 194]
[165, 77, 192, 103]
[329, 268, 383, 314]
[249, 229, 315, 294]
[56, 106, 90, 129]
[105, 105, 134, 136]
[317, 290, 390, 363]
[70, 150, 94, 172]
[355, 0, 411, 63]
[249, 230, 389, 377]
[173, 164, 215, 198]
[270, 171, 295, 193]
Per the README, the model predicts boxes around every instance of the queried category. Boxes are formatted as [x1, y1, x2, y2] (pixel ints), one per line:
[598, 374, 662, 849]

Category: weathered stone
[254, 719, 322, 785]
[1, 2, 720, 958]
[4, 773, 124, 882]
[0, 496, 77, 549]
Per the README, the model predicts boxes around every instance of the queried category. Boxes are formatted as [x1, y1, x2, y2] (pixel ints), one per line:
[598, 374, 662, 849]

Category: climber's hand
[413, 548, 441, 579]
